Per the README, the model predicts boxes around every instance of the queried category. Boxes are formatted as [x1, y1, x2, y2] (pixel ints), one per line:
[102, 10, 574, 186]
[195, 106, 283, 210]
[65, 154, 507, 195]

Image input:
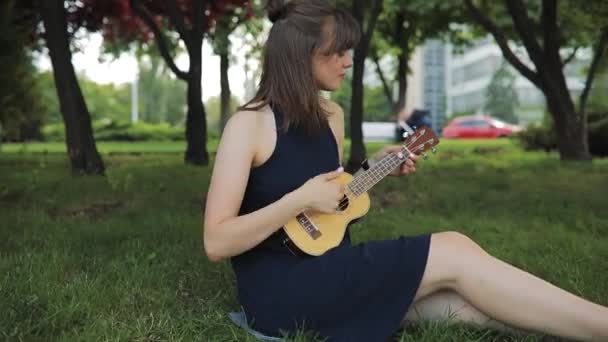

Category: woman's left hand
[379, 145, 418, 176]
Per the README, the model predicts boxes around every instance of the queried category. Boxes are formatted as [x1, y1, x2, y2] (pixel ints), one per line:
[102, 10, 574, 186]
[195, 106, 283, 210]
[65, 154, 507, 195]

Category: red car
[442, 115, 522, 139]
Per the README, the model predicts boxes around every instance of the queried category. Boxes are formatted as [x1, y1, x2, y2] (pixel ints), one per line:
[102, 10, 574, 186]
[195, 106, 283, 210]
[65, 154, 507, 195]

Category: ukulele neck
[347, 146, 410, 196]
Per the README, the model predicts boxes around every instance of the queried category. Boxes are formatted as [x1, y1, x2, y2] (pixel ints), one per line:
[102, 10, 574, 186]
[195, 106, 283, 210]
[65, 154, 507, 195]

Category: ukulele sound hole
[337, 195, 349, 212]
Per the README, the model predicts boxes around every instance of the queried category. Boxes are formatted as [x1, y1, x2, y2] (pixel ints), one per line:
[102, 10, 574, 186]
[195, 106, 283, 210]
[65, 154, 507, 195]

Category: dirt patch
[437, 150, 465, 161]
[375, 190, 406, 208]
[108, 151, 143, 156]
[472, 146, 505, 155]
[0, 188, 24, 204]
[60, 200, 123, 220]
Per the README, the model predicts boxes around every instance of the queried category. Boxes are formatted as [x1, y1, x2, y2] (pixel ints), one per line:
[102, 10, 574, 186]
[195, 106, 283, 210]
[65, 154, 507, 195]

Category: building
[397, 40, 448, 135]
[422, 39, 448, 134]
[447, 36, 590, 125]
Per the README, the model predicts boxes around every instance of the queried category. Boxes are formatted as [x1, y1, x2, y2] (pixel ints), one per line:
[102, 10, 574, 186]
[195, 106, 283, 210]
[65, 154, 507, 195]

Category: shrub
[515, 111, 608, 156]
[42, 119, 184, 142]
[588, 111, 608, 157]
[514, 123, 557, 152]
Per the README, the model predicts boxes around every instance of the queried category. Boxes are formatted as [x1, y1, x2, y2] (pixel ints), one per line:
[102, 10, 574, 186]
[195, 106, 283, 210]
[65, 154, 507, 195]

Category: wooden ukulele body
[282, 125, 439, 256]
[283, 172, 370, 256]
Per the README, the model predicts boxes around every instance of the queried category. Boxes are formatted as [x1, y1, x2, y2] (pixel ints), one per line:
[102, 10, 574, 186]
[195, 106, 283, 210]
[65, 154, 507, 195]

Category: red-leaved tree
[75, 0, 253, 165]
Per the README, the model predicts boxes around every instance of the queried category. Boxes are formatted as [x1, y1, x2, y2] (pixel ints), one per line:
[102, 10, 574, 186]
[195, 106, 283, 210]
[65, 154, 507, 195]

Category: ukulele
[282, 126, 439, 256]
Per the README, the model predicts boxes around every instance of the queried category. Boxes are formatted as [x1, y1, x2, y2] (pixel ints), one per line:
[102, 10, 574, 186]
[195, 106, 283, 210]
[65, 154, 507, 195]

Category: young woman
[203, 1, 608, 341]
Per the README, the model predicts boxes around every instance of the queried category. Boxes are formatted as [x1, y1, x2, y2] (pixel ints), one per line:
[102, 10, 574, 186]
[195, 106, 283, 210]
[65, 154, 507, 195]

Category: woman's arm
[203, 111, 308, 262]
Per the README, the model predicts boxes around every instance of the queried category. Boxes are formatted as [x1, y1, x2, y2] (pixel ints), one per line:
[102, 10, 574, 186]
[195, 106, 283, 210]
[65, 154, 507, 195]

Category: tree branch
[130, 0, 188, 80]
[363, 0, 383, 45]
[579, 28, 608, 116]
[505, 0, 545, 66]
[562, 46, 579, 66]
[371, 49, 394, 109]
[166, 0, 192, 48]
[463, 0, 542, 88]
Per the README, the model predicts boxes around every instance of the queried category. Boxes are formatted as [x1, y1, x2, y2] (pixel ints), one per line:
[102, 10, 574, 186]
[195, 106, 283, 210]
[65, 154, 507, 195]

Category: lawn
[1, 138, 607, 341]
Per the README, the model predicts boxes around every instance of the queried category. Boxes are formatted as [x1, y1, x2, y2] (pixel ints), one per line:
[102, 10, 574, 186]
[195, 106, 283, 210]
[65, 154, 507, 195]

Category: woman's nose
[343, 52, 353, 68]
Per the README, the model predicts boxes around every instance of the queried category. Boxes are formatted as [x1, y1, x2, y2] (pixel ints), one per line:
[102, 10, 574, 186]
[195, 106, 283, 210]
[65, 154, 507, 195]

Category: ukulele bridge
[296, 213, 322, 239]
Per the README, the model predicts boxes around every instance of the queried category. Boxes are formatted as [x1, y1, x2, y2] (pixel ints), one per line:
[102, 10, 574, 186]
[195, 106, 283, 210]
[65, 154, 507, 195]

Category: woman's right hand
[294, 167, 345, 214]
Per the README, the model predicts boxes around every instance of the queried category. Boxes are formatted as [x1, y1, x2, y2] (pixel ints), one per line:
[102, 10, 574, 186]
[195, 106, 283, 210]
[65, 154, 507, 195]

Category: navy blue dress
[231, 107, 431, 342]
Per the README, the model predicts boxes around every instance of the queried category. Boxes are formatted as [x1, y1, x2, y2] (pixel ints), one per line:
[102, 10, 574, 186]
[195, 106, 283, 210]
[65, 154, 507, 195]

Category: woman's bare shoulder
[225, 104, 272, 132]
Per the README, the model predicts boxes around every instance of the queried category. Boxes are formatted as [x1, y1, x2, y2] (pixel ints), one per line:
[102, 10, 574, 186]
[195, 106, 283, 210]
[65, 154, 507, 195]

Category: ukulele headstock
[402, 126, 439, 159]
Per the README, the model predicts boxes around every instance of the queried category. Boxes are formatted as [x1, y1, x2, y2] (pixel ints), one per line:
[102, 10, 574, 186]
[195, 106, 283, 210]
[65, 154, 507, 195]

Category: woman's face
[312, 49, 353, 91]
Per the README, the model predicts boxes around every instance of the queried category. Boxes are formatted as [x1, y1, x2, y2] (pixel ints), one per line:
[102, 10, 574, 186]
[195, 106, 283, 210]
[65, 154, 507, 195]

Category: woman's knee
[417, 231, 488, 295]
[433, 231, 486, 255]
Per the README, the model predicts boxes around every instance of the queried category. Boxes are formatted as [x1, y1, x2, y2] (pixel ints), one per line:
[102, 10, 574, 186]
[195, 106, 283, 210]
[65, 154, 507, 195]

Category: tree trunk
[219, 50, 231, 133]
[394, 11, 408, 114]
[544, 81, 590, 160]
[395, 48, 408, 113]
[40, 0, 104, 174]
[184, 41, 209, 165]
[539, 41, 591, 160]
[579, 28, 608, 119]
[347, 46, 367, 172]
[372, 51, 395, 112]
[347, 0, 383, 173]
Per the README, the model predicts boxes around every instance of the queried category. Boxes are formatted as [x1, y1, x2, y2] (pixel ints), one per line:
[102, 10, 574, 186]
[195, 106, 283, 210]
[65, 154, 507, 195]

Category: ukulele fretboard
[348, 148, 408, 196]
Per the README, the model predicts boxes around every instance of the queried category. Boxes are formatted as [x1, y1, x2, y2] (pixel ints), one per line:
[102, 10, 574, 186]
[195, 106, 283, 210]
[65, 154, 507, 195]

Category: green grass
[1, 138, 607, 341]
[0, 141, 218, 154]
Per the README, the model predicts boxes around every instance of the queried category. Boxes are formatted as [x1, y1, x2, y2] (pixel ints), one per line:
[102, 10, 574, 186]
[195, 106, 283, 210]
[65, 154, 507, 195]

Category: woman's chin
[325, 83, 342, 92]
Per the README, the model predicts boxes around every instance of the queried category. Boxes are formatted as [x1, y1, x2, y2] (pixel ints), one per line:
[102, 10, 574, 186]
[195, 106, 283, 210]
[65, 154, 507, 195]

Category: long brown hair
[240, 0, 360, 137]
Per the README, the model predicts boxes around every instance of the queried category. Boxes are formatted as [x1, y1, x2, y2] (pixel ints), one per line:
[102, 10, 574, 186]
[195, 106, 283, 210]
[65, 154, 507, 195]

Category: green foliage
[1, 141, 607, 341]
[36, 71, 60, 123]
[515, 111, 608, 156]
[448, 110, 475, 120]
[38, 56, 188, 127]
[204, 95, 241, 133]
[330, 74, 393, 136]
[514, 123, 557, 153]
[468, 1, 607, 49]
[557, 0, 608, 48]
[484, 63, 519, 124]
[588, 56, 608, 114]
[357, 86, 393, 122]
[0, 1, 46, 141]
[38, 71, 132, 124]
[369, 0, 472, 110]
[138, 55, 187, 125]
[378, 0, 470, 48]
[42, 119, 183, 142]
[81, 78, 132, 122]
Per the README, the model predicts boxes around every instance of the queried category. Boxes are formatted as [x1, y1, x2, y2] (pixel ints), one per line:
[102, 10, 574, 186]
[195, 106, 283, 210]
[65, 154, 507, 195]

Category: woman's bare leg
[402, 290, 516, 333]
[413, 231, 608, 341]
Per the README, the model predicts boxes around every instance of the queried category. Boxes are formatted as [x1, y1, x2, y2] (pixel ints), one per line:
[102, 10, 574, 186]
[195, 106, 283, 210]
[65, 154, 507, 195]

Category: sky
[36, 33, 251, 102]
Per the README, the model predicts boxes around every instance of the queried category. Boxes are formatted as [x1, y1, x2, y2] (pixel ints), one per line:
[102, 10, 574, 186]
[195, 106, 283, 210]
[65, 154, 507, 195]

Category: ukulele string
[336, 139, 420, 211]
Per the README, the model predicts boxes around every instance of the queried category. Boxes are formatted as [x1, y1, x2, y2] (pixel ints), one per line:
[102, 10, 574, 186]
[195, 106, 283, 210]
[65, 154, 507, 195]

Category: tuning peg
[432, 147, 437, 153]
[402, 132, 409, 139]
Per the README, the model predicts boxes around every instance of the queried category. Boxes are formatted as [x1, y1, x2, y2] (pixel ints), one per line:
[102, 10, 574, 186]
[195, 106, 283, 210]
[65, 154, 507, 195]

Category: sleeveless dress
[231, 107, 431, 342]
